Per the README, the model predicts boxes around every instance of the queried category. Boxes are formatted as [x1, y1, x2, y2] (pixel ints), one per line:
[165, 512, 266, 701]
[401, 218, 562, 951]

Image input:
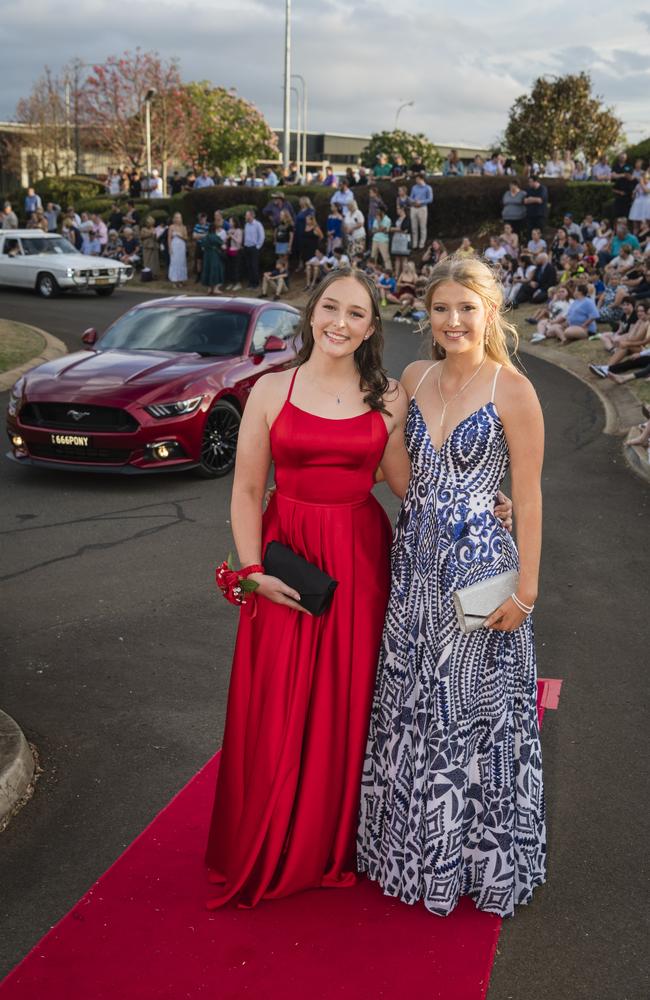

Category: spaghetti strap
[490, 364, 502, 403]
[287, 366, 300, 402]
[411, 362, 440, 401]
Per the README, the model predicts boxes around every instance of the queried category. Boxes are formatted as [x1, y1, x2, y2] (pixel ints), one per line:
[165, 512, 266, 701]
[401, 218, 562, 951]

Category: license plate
[95, 277, 109, 285]
[50, 433, 91, 447]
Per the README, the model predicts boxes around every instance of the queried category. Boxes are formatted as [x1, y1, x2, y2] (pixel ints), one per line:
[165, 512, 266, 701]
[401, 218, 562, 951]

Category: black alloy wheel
[36, 272, 60, 298]
[196, 400, 241, 478]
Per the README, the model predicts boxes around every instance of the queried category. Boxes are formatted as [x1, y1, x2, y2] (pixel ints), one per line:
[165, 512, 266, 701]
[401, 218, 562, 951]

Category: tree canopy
[183, 83, 278, 175]
[504, 72, 624, 164]
[361, 130, 441, 171]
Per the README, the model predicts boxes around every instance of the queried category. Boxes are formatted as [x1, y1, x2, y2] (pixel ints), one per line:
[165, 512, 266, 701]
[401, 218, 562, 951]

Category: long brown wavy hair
[294, 267, 392, 413]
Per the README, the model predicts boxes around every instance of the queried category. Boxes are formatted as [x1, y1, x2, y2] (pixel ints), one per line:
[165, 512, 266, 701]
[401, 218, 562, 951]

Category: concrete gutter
[0, 323, 67, 392]
[0, 709, 36, 832]
[518, 340, 650, 485]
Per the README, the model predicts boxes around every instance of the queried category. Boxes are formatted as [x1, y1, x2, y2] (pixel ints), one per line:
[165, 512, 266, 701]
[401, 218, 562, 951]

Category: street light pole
[291, 74, 307, 179]
[282, 0, 291, 172]
[291, 86, 302, 178]
[144, 88, 156, 198]
[395, 100, 414, 130]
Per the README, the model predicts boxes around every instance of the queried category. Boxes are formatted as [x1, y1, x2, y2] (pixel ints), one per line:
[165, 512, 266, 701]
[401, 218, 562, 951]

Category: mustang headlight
[145, 395, 204, 418]
[8, 381, 24, 417]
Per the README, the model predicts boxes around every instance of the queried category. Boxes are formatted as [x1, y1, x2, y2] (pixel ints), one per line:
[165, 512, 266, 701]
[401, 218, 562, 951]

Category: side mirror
[82, 328, 98, 346]
[264, 335, 285, 352]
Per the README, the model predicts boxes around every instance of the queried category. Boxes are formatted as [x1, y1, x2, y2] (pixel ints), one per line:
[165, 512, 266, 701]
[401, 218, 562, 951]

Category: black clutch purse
[263, 541, 338, 616]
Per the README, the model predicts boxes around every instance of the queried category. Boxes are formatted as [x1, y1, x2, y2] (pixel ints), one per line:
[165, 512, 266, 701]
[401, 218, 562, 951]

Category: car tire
[36, 273, 60, 298]
[196, 400, 241, 478]
[95, 286, 116, 297]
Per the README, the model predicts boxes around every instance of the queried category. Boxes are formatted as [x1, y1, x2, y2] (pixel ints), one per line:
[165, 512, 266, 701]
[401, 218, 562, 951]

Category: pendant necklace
[311, 375, 360, 405]
[437, 357, 487, 427]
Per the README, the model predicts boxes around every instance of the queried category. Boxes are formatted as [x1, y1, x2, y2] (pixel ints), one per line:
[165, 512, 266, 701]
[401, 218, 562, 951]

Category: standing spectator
[168, 171, 184, 195]
[200, 223, 225, 295]
[322, 165, 338, 187]
[572, 159, 589, 181]
[123, 201, 140, 227]
[366, 184, 386, 240]
[390, 154, 406, 180]
[243, 209, 265, 289]
[91, 213, 108, 250]
[343, 200, 365, 257]
[629, 170, 650, 234]
[408, 172, 433, 249]
[395, 184, 410, 213]
[501, 180, 527, 235]
[523, 176, 548, 235]
[148, 169, 164, 198]
[345, 166, 358, 187]
[293, 196, 315, 268]
[194, 168, 215, 190]
[140, 215, 160, 279]
[356, 166, 369, 186]
[262, 192, 295, 228]
[326, 203, 344, 254]
[62, 214, 82, 250]
[442, 150, 465, 176]
[263, 167, 279, 186]
[408, 152, 426, 175]
[274, 210, 294, 257]
[389, 204, 411, 276]
[192, 212, 210, 283]
[482, 151, 504, 176]
[107, 202, 123, 232]
[370, 206, 391, 269]
[591, 155, 612, 181]
[107, 168, 122, 196]
[283, 161, 302, 185]
[2, 201, 18, 229]
[167, 212, 188, 287]
[43, 202, 61, 232]
[611, 152, 635, 219]
[103, 230, 123, 260]
[299, 213, 324, 270]
[23, 187, 43, 218]
[224, 216, 243, 290]
[373, 152, 392, 178]
[543, 148, 563, 177]
[330, 179, 354, 214]
[560, 149, 574, 179]
[129, 170, 142, 198]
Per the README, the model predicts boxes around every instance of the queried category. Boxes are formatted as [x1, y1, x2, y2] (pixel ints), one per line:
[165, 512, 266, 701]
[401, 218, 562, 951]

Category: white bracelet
[511, 593, 535, 614]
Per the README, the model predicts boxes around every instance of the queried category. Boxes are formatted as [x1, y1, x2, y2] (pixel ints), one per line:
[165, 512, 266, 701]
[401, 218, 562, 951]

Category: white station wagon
[0, 230, 133, 298]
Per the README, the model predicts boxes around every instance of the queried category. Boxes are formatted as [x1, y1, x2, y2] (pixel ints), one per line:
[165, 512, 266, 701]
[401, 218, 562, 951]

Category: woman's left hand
[483, 597, 528, 632]
[494, 490, 513, 532]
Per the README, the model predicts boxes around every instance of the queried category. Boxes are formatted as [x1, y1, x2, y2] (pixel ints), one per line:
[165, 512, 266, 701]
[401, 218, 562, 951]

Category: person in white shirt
[343, 200, 366, 256]
[330, 181, 354, 213]
[263, 168, 279, 186]
[591, 156, 612, 181]
[527, 229, 547, 254]
[484, 236, 508, 265]
[243, 209, 266, 288]
[194, 170, 215, 189]
[544, 149, 563, 177]
[148, 169, 163, 198]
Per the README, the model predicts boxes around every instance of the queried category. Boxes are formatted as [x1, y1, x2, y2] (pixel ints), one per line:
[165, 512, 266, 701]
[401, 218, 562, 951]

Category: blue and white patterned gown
[358, 362, 546, 918]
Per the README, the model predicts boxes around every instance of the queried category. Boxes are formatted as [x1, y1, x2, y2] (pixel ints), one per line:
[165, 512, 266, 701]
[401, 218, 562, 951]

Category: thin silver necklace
[437, 357, 487, 427]
[309, 374, 360, 405]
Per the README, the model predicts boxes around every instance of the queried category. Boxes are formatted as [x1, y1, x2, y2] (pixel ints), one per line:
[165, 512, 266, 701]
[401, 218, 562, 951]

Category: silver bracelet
[511, 593, 535, 615]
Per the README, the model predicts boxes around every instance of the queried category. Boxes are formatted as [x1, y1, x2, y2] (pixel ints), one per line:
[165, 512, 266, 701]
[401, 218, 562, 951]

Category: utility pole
[291, 73, 307, 180]
[144, 89, 156, 198]
[291, 86, 301, 178]
[282, 0, 291, 172]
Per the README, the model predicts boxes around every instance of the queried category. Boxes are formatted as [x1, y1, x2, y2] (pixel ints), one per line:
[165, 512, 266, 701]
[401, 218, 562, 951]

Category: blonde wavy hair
[423, 254, 519, 368]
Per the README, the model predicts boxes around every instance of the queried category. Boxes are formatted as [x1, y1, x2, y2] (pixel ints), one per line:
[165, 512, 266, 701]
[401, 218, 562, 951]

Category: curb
[0, 323, 67, 392]
[518, 340, 650, 486]
[0, 709, 35, 831]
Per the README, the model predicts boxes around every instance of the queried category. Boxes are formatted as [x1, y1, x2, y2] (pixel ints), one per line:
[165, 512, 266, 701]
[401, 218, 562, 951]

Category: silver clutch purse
[452, 570, 519, 634]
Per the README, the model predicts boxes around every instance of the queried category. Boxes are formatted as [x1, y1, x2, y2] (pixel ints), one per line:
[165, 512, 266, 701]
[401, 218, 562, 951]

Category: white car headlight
[145, 395, 204, 418]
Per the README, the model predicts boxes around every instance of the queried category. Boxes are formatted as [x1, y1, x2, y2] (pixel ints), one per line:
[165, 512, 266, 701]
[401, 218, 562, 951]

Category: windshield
[99, 307, 250, 356]
[19, 236, 78, 256]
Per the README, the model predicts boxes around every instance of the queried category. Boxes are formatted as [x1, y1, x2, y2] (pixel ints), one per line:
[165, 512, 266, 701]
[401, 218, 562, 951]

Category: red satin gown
[205, 367, 393, 908]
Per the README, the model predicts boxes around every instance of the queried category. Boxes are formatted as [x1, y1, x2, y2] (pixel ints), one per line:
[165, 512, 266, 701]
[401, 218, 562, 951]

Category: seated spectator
[103, 230, 124, 260]
[370, 207, 392, 269]
[544, 149, 563, 178]
[27, 211, 48, 233]
[390, 154, 407, 180]
[514, 252, 557, 305]
[456, 236, 475, 258]
[527, 228, 547, 254]
[484, 235, 508, 265]
[550, 227, 569, 266]
[590, 351, 650, 389]
[466, 154, 484, 175]
[373, 152, 393, 178]
[544, 283, 599, 344]
[385, 260, 418, 304]
[483, 151, 504, 176]
[562, 213, 583, 240]
[119, 227, 141, 267]
[506, 254, 535, 305]
[326, 203, 344, 254]
[300, 214, 325, 268]
[304, 248, 328, 290]
[605, 243, 637, 278]
[262, 255, 289, 299]
[599, 300, 648, 358]
[565, 233, 585, 259]
[443, 150, 465, 176]
[529, 286, 571, 342]
[330, 247, 351, 269]
[421, 238, 448, 265]
[581, 214, 599, 243]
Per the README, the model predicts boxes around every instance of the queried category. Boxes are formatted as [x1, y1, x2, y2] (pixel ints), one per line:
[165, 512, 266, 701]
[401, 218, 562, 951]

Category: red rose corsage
[215, 555, 264, 607]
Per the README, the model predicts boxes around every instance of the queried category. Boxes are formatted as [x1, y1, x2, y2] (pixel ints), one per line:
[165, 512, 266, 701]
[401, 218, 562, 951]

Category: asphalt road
[0, 290, 648, 999]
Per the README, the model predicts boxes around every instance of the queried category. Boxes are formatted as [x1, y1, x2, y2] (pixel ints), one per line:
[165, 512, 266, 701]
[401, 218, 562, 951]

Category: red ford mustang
[6, 296, 301, 477]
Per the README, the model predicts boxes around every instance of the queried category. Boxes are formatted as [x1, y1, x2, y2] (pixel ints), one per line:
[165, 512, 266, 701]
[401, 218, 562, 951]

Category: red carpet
[0, 680, 559, 1000]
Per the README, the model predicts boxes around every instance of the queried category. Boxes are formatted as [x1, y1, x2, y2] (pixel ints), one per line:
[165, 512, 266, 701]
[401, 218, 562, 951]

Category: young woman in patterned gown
[358, 255, 546, 917]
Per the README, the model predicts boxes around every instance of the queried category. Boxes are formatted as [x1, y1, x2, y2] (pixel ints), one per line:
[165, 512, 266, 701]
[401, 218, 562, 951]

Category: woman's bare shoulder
[248, 367, 296, 406]
[496, 364, 542, 415]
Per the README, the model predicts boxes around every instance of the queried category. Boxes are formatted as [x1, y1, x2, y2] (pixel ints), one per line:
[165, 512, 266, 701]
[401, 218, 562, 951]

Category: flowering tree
[80, 50, 200, 187]
[361, 130, 441, 171]
[504, 73, 624, 163]
[183, 83, 278, 175]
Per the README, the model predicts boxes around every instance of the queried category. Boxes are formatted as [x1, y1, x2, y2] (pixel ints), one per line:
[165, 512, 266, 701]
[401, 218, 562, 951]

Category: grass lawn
[513, 306, 650, 408]
[0, 320, 45, 374]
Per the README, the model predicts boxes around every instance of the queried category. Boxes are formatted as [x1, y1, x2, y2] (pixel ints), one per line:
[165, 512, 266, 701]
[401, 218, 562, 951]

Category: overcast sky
[1, 0, 648, 147]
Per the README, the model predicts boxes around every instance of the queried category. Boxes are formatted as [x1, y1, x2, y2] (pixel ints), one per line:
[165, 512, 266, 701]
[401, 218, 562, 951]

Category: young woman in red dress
[204, 270, 410, 908]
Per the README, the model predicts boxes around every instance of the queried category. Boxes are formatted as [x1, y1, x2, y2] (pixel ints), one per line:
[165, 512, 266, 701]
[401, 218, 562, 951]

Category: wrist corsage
[215, 554, 264, 606]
